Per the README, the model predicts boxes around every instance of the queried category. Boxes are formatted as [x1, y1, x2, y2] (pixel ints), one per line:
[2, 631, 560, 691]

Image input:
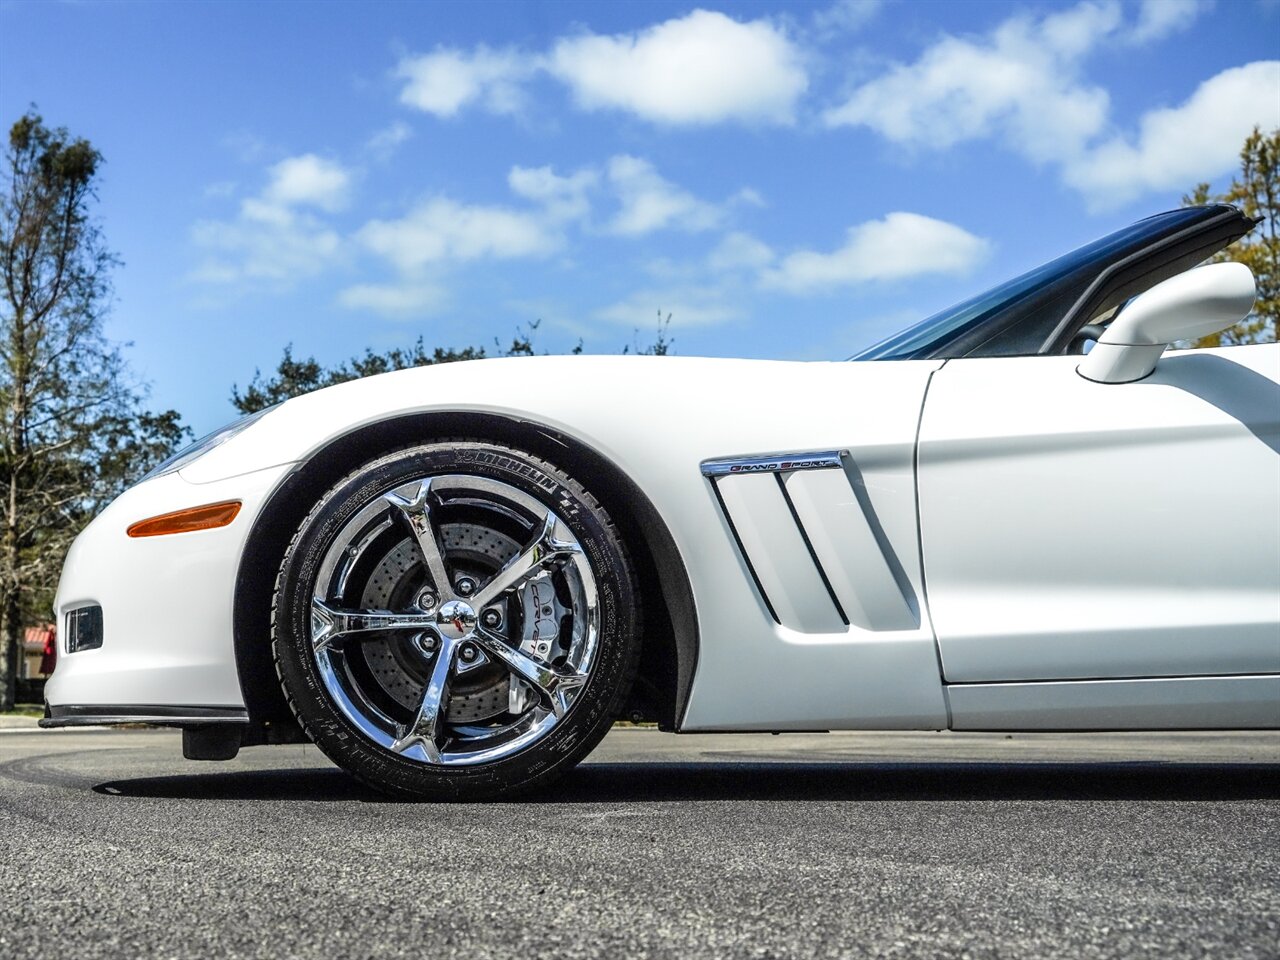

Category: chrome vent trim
[705, 447, 917, 635]
[700, 450, 843, 477]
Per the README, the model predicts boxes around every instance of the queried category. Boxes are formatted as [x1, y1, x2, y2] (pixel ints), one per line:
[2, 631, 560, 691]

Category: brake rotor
[360, 523, 520, 723]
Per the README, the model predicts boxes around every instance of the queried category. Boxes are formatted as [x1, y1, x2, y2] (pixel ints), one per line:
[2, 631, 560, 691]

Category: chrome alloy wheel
[309, 474, 600, 766]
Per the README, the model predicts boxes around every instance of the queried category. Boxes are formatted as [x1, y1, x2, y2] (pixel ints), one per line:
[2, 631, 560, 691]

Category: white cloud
[394, 10, 807, 126]
[599, 212, 986, 328]
[342, 193, 559, 318]
[507, 157, 738, 231]
[811, 0, 884, 39]
[761, 212, 990, 294]
[338, 281, 447, 318]
[549, 10, 808, 125]
[1038, 0, 1123, 58]
[192, 154, 353, 287]
[823, 1, 1270, 206]
[192, 207, 342, 286]
[341, 155, 737, 318]
[638, 230, 775, 283]
[597, 287, 740, 327]
[508, 164, 598, 222]
[1130, 0, 1212, 43]
[355, 198, 559, 273]
[263, 154, 351, 211]
[708, 231, 775, 273]
[606, 155, 721, 235]
[366, 121, 412, 157]
[824, 1, 1120, 163]
[396, 46, 530, 117]
[1065, 61, 1280, 207]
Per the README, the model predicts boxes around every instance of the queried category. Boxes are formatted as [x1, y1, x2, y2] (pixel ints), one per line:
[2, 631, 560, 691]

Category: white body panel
[919, 345, 1280, 683]
[50, 357, 949, 730]
[46, 342, 1280, 732]
[46, 464, 293, 709]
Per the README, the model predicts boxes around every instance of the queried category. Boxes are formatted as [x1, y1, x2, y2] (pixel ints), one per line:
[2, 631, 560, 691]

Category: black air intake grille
[65, 605, 103, 653]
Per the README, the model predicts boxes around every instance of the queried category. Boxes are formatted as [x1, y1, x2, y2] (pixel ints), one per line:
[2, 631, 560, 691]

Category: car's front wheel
[272, 441, 640, 800]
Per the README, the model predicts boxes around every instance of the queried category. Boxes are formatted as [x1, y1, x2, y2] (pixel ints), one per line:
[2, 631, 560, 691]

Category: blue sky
[2, 0, 1277, 433]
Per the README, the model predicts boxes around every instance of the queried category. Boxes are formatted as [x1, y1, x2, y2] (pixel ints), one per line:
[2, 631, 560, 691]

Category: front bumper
[43, 462, 295, 718]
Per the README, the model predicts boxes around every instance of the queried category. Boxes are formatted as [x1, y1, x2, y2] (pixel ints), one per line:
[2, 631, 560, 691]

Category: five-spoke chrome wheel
[274, 442, 638, 799]
[308, 473, 600, 766]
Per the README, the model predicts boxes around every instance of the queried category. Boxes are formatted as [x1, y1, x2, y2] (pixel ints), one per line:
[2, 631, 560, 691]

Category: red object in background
[40, 631, 56, 675]
[25, 623, 56, 676]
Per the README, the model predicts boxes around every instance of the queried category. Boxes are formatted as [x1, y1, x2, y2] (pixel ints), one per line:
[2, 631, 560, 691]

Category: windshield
[852, 207, 1239, 361]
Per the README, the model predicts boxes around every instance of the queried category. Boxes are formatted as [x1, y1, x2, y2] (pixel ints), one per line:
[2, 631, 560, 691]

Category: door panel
[918, 345, 1280, 683]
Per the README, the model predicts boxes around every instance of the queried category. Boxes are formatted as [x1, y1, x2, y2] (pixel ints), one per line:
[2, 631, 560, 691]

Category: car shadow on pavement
[93, 760, 1280, 803]
[554, 761, 1280, 803]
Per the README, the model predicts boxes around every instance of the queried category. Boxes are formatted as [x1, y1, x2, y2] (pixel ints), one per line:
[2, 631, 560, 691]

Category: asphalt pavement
[1, 726, 1277, 959]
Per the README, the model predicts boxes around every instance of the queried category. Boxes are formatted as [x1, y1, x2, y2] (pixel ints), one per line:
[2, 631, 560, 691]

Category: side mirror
[1077, 261, 1256, 384]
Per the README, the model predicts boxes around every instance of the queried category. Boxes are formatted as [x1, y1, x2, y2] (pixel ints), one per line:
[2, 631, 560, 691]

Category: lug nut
[417, 591, 437, 611]
[456, 576, 477, 597]
[460, 644, 477, 662]
[481, 609, 502, 628]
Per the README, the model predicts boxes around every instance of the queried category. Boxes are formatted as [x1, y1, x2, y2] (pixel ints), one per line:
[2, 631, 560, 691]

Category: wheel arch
[232, 410, 698, 736]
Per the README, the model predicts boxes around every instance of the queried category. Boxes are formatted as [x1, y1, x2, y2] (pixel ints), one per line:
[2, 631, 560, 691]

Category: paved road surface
[1, 727, 1277, 959]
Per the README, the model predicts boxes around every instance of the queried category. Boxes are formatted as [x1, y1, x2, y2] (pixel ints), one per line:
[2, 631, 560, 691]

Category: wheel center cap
[435, 599, 477, 640]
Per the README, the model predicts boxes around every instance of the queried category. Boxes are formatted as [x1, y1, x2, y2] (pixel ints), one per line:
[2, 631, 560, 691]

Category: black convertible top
[854, 205, 1256, 361]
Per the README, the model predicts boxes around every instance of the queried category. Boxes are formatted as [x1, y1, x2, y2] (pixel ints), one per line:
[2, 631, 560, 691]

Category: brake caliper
[520, 574, 565, 661]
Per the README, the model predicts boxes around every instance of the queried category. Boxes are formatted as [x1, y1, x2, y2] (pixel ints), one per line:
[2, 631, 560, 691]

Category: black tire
[272, 441, 640, 801]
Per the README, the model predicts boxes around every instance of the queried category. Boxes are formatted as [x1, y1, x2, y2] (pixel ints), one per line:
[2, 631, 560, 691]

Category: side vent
[781, 469, 917, 631]
[713, 472, 846, 633]
[703, 451, 916, 635]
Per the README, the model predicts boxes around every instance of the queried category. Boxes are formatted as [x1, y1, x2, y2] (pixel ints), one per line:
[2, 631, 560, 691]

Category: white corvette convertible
[44, 204, 1280, 799]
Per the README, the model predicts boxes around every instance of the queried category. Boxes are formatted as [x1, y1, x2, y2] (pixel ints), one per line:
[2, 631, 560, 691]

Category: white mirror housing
[1077, 261, 1256, 384]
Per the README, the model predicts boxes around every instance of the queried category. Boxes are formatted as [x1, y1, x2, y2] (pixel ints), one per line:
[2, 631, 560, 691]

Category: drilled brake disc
[361, 524, 519, 723]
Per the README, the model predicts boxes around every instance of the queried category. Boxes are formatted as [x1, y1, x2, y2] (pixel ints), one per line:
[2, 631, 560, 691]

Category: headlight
[139, 405, 278, 483]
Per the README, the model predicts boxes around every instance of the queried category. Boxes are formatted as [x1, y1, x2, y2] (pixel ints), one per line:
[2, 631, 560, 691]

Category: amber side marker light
[127, 500, 242, 538]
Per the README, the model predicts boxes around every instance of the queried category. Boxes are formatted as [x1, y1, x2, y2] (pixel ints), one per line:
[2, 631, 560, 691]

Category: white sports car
[44, 204, 1280, 800]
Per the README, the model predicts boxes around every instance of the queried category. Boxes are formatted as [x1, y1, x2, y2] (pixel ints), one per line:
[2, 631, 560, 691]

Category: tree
[231, 327, 536, 415]
[1183, 126, 1279, 347]
[623, 311, 675, 356]
[234, 316, 678, 413]
[0, 112, 187, 708]
[233, 317, 683, 415]
[235, 317, 677, 415]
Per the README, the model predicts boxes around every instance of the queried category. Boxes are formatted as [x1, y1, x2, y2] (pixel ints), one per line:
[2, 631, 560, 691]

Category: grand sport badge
[700, 451, 844, 476]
